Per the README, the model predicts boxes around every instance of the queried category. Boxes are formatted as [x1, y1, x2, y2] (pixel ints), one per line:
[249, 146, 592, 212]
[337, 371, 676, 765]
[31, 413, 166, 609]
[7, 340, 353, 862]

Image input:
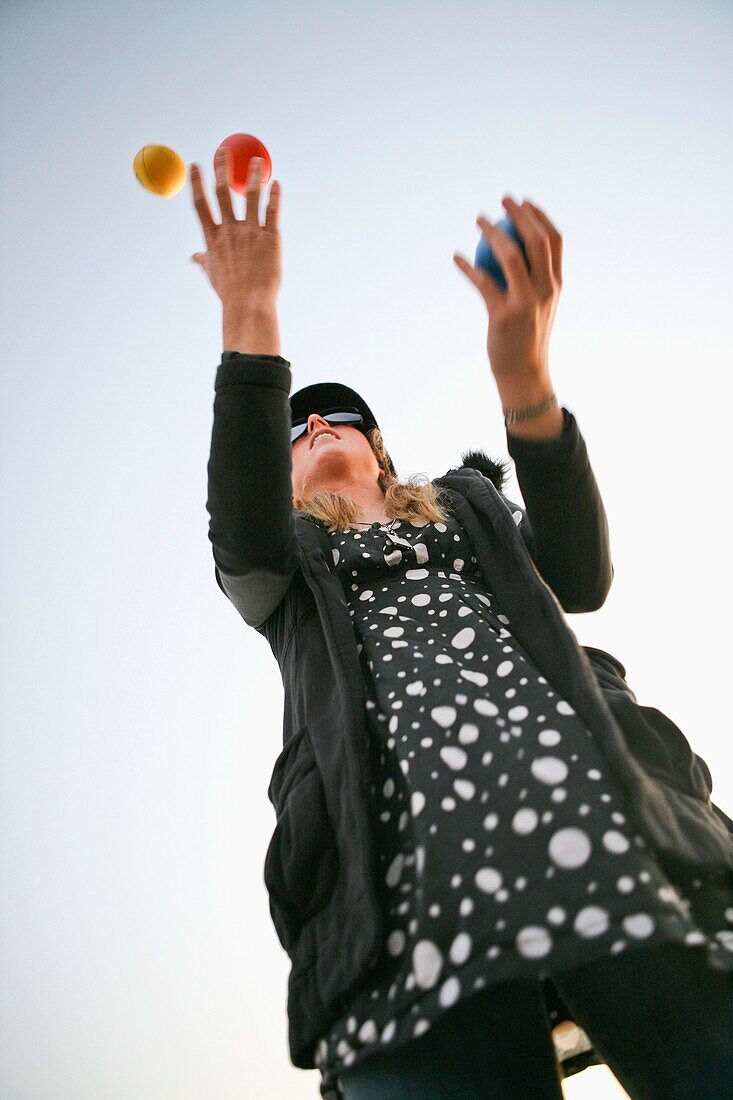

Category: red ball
[214, 133, 272, 194]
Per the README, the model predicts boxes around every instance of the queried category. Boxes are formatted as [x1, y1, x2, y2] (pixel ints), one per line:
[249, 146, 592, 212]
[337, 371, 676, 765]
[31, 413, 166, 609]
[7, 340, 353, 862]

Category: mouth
[310, 430, 340, 449]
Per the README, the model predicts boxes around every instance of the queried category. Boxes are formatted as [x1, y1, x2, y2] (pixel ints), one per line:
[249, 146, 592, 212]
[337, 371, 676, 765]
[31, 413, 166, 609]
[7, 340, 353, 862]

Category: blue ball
[474, 215, 528, 292]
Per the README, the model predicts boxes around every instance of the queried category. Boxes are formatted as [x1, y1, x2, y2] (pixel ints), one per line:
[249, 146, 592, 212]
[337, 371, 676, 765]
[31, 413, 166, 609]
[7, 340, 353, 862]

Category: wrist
[222, 303, 280, 356]
[493, 371, 564, 441]
[493, 367, 552, 407]
[505, 403, 564, 441]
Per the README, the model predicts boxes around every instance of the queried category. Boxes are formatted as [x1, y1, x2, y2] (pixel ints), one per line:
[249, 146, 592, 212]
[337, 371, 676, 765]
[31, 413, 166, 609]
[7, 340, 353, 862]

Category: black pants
[337, 941, 733, 1099]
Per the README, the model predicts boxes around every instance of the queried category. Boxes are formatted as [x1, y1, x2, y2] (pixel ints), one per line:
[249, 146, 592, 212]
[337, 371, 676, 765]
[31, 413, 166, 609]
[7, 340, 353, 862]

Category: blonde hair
[294, 426, 454, 534]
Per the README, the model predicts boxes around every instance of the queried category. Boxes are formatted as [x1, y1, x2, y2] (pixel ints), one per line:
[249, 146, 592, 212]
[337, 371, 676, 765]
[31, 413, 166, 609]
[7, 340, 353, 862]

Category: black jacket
[206, 351, 733, 1082]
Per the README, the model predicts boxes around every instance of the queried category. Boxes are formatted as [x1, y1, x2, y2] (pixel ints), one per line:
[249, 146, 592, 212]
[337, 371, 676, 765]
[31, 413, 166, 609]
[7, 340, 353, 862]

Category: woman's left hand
[454, 196, 563, 386]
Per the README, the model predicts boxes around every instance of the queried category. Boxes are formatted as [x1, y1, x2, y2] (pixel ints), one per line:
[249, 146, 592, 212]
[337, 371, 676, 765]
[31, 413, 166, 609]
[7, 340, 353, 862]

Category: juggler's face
[291, 412, 383, 507]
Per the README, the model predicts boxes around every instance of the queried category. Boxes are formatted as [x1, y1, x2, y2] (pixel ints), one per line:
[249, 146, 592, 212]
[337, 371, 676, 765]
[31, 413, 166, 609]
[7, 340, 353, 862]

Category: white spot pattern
[312, 513, 731, 1089]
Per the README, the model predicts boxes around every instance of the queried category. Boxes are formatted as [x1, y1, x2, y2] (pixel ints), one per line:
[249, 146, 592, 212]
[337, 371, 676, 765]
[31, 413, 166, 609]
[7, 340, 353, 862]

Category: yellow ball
[133, 144, 187, 197]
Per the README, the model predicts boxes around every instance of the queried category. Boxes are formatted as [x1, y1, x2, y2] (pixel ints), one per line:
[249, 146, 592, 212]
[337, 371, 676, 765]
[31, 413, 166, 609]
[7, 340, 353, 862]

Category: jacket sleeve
[503, 406, 613, 613]
[206, 351, 301, 631]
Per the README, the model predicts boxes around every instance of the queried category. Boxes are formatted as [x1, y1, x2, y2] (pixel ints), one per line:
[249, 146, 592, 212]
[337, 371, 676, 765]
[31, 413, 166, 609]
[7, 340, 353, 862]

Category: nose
[307, 412, 329, 439]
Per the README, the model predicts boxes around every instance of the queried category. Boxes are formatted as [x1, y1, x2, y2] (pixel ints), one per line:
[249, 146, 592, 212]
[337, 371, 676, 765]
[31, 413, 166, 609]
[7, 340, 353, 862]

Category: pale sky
[1, 1, 732, 1097]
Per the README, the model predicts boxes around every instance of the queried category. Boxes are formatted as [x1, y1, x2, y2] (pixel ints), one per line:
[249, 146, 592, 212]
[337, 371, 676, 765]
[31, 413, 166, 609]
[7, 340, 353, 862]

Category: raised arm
[191, 152, 299, 630]
[454, 195, 612, 612]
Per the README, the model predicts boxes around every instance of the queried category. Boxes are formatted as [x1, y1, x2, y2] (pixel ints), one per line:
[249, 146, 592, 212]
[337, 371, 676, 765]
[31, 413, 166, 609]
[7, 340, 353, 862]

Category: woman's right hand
[190, 149, 282, 313]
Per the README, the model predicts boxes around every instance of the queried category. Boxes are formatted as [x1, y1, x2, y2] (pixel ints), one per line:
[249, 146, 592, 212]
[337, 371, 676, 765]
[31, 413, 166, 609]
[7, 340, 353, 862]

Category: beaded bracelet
[503, 392, 558, 426]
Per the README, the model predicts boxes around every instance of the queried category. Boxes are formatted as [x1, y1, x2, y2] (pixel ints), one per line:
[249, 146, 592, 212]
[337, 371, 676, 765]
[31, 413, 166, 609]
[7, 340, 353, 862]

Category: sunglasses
[290, 406, 365, 445]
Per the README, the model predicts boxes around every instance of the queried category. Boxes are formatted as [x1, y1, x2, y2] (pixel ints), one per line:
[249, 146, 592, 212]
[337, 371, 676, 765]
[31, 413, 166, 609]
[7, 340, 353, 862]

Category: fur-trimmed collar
[458, 449, 511, 493]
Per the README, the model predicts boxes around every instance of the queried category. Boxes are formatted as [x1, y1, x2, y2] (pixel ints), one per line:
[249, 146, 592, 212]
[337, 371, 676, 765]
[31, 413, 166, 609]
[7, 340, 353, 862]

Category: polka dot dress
[313, 515, 733, 1095]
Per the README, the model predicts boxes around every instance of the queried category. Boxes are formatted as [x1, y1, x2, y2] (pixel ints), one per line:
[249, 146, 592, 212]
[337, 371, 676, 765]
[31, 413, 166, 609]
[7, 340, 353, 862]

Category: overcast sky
[1, 1, 732, 1097]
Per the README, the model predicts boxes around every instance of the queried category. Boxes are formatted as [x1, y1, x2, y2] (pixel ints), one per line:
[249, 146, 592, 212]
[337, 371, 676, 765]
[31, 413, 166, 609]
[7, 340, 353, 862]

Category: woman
[193, 151, 733, 1099]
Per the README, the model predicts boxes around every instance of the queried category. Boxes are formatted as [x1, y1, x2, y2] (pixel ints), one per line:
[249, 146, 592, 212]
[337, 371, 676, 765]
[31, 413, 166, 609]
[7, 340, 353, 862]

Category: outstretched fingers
[478, 213, 532, 299]
[189, 163, 217, 242]
[265, 179, 281, 233]
[215, 147, 236, 222]
[500, 197, 554, 299]
[521, 199, 563, 286]
[244, 157, 264, 225]
[453, 245, 503, 312]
